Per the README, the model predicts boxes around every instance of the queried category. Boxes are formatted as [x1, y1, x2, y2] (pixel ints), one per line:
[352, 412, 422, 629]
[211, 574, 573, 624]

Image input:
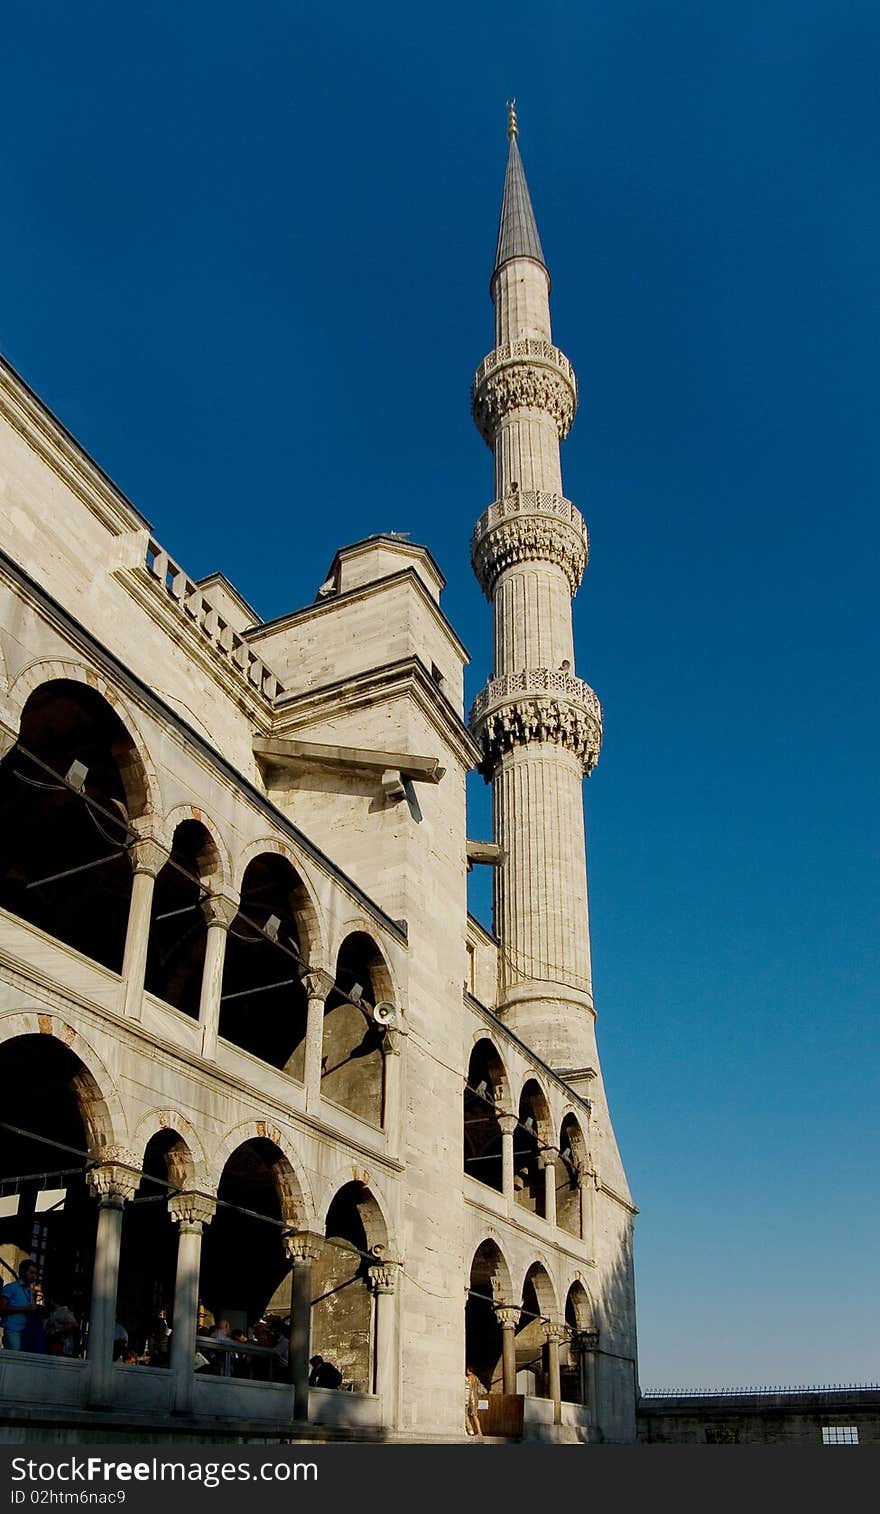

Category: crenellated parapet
[472, 339, 577, 445]
[471, 490, 589, 598]
[470, 668, 603, 776]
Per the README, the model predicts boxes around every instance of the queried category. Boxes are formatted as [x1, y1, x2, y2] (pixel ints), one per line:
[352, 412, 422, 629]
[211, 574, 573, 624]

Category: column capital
[367, 1263, 397, 1296]
[200, 891, 240, 930]
[493, 1302, 521, 1330]
[168, 1190, 217, 1228]
[282, 1229, 323, 1265]
[497, 1112, 519, 1136]
[538, 1146, 559, 1172]
[127, 834, 168, 878]
[576, 1327, 600, 1353]
[301, 967, 334, 1000]
[542, 1321, 568, 1346]
[87, 1149, 141, 1203]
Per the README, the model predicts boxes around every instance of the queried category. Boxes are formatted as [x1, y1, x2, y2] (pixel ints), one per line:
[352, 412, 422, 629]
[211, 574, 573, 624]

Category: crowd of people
[0, 1260, 342, 1388]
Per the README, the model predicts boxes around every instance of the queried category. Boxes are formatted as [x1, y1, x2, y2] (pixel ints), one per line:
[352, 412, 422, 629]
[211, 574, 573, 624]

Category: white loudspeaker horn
[372, 1001, 398, 1029]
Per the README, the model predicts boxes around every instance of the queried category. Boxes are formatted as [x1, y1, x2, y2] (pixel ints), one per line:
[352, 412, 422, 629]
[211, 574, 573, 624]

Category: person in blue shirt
[1, 1258, 40, 1351]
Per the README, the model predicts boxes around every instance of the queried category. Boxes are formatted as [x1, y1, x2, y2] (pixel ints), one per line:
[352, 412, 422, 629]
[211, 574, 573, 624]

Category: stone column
[544, 1322, 565, 1424]
[121, 837, 167, 1020]
[283, 1231, 322, 1422]
[168, 1191, 217, 1414]
[368, 1262, 398, 1425]
[498, 1113, 518, 1202]
[301, 969, 332, 1111]
[539, 1147, 559, 1227]
[197, 892, 239, 1060]
[578, 1328, 600, 1437]
[85, 1152, 140, 1406]
[379, 1020, 407, 1144]
[578, 1164, 596, 1257]
[494, 1302, 520, 1395]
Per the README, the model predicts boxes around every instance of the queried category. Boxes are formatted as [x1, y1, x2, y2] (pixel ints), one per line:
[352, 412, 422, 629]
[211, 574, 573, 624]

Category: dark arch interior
[514, 1082, 547, 1217]
[219, 855, 308, 1071]
[463, 1040, 504, 1191]
[145, 820, 214, 1019]
[321, 934, 385, 1125]
[465, 1242, 507, 1392]
[557, 1114, 585, 1238]
[0, 682, 139, 971]
[516, 1273, 550, 1397]
[116, 1130, 184, 1360]
[0, 1036, 98, 1343]
[310, 1182, 376, 1393]
[199, 1140, 288, 1333]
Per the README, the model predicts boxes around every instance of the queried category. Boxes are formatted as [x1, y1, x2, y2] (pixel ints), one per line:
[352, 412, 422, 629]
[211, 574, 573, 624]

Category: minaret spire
[469, 112, 601, 1090]
[494, 104, 547, 279]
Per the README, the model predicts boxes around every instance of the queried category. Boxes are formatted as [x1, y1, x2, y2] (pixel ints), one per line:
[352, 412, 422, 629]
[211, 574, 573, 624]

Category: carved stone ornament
[127, 836, 169, 879]
[200, 892, 240, 930]
[543, 1321, 568, 1345]
[577, 1328, 600, 1353]
[367, 1263, 397, 1295]
[301, 967, 334, 1001]
[470, 670, 603, 777]
[282, 1230, 322, 1265]
[472, 361, 577, 444]
[86, 1148, 141, 1203]
[167, 1191, 217, 1228]
[471, 497, 589, 598]
[493, 1303, 521, 1329]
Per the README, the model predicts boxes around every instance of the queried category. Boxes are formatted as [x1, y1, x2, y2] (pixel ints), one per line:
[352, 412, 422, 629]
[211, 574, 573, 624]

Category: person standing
[0, 1259, 40, 1351]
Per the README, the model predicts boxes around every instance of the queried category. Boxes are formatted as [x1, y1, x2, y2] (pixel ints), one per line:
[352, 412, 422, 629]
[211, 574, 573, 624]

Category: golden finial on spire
[506, 98, 518, 140]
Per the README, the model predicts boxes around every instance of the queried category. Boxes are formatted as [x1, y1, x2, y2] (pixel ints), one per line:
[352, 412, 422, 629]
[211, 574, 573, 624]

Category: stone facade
[0, 114, 638, 1443]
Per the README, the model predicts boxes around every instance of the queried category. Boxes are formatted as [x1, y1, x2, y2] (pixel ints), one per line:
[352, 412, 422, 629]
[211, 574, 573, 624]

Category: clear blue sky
[2, 1, 877, 1389]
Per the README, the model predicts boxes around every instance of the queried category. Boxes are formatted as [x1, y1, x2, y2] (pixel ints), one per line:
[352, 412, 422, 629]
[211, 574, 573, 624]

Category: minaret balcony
[471, 490, 589, 598]
[470, 668, 603, 776]
[471, 340, 577, 444]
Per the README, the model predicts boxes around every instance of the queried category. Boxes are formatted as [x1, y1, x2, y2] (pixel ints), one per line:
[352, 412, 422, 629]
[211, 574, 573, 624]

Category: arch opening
[308, 1181, 386, 1393]
[557, 1113, 587, 1238]
[0, 1034, 102, 1352]
[465, 1240, 510, 1393]
[116, 1130, 190, 1363]
[219, 855, 309, 1073]
[515, 1263, 555, 1399]
[0, 681, 147, 972]
[321, 934, 387, 1126]
[144, 822, 218, 1019]
[514, 1080, 550, 1218]
[463, 1040, 505, 1192]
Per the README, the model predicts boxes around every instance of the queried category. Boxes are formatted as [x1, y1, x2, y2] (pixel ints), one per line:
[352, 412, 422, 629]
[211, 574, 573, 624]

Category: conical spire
[493, 101, 547, 277]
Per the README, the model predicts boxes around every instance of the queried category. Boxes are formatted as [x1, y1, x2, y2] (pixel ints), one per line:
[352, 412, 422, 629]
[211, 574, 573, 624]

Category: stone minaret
[470, 104, 603, 1093]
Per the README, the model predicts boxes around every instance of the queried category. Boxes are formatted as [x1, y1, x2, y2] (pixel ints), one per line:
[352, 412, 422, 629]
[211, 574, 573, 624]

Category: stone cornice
[249, 567, 471, 670]
[0, 356, 150, 538]
[470, 669, 603, 776]
[471, 491, 589, 598]
[271, 657, 481, 773]
[471, 340, 577, 445]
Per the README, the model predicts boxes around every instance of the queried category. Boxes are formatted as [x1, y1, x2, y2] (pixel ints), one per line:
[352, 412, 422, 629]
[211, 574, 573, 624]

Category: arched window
[514, 1080, 550, 1217]
[321, 934, 389, 1126]
[465, 1240, 512, 1394]
[0, 681, 148, 971]
[145, 821, 220, 1018]
[219, 855, 309, 1072]
[463, 1040, 506, 1191]
[311, 1182, 387, 1393]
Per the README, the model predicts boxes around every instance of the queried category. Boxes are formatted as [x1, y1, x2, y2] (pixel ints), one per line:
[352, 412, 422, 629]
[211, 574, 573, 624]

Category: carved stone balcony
[470, 669, 603, 776]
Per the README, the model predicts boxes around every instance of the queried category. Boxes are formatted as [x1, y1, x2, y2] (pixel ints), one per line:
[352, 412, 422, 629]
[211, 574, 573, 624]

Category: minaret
[470, 104, 603, 1091]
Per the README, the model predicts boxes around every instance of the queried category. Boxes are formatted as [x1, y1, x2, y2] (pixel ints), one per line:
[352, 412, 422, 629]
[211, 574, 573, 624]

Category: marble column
[368, 1262, 398, 1425]
[283, 1231, 322, 1422]
[121, 837, 167, 1020]
[539, 1147, 559, 1227]
[85, 1153, 140, 1406]
[301, 969, 332, 1111]
[197, 892, 239, 1060]
[498, 1113, 518, 1202]
[494, 1302, 520, 1395]
[168, 1191, 217, 1414]
[578, 1328, 600, 1437]
[544, 1322, 565, 1424]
